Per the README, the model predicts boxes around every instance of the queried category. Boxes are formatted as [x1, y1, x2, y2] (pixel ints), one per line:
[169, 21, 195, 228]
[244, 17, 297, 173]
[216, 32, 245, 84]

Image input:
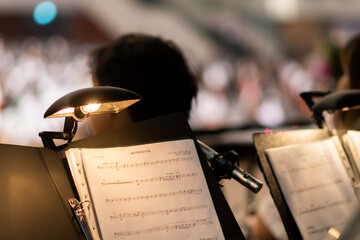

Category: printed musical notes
[109, 205, 208, 220]
[66, 139, 225, 240]
[101, 172, 198, 186]
[96, 156, 193, 170]
[105, 189, 203, 203]
[114, 218, 213, 237]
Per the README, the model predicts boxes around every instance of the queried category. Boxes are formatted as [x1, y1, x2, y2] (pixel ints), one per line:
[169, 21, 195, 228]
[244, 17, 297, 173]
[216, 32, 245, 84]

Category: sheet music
[266, 137, 358, 240]
[67, 139, 224, 240]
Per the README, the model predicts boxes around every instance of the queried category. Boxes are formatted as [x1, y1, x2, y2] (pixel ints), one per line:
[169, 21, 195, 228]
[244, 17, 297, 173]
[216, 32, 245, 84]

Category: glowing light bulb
[80, 103, 101, 114]
[56, 107, 74, 115]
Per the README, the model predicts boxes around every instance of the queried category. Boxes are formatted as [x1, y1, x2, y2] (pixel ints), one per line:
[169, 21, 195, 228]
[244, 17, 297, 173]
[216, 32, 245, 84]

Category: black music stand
[0, 113, 245, 240]
[253, 128, 331, 240]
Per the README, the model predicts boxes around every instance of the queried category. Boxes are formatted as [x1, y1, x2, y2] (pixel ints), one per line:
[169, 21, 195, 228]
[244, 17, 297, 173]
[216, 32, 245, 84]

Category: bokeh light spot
[33, 1, 57, 25]
[264, 128, 273, 133]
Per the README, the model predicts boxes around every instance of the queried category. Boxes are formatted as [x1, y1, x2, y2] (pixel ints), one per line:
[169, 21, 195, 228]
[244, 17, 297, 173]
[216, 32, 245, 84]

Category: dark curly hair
[90, 33, 198, 122]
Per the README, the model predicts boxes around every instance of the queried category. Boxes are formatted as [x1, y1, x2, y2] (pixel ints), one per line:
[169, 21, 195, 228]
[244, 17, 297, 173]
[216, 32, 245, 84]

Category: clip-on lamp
[39, 86, 141, 150]
[300, 89, 360, 129]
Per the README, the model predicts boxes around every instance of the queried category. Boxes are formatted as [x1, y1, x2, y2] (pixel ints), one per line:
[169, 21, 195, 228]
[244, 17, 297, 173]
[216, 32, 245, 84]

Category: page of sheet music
[70, 139, 224, 240]
[266, 137, 358, 240]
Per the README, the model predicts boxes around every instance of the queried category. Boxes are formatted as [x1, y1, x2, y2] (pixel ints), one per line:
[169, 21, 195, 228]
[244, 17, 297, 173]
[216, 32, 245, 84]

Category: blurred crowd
[190, 42, 337, 130]
[0, 35, 340, 145]
[0, 36, 93, 145]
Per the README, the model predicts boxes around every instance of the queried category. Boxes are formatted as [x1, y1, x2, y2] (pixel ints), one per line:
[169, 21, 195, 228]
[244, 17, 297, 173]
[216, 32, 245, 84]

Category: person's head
[88, 33, 198, 134]
[337, 33, 360, 90]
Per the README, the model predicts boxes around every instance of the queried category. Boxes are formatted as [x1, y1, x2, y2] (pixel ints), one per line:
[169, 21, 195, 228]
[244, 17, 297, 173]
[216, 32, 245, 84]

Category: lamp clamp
[39, 117, 77, 150]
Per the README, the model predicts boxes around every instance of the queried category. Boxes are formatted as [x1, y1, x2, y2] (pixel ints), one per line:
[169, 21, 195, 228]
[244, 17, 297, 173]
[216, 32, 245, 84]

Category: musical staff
[101, 172, 198, 186]
[299, 199, 352, 214]
[96, 157, 193, 170]
[290, 179, 343, 194]
[114, 218, 213, 237]
[282, 160, 335, 174]
[168, 150, 192, 156]
[109, 205, 208, 220]
[105, 188, 203, 203]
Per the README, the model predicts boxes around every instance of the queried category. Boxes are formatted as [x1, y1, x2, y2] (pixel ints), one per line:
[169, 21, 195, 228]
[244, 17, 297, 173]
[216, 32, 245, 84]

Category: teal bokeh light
[33, 1, 57, 25]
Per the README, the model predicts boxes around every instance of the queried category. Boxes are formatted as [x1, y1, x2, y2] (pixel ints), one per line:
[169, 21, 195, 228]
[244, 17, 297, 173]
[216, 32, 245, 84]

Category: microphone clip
[210, 150, 240, 182]
[198, 140, 263, 193]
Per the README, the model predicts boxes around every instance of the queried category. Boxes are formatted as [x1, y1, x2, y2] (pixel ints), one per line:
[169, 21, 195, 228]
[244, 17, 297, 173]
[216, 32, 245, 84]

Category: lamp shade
[44, 86, 141, 121]
[311, 89, 360, 114]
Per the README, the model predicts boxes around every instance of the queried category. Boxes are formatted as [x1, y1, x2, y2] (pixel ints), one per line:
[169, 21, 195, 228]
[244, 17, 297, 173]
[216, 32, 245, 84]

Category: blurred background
[0, 0, 359, 237]
[1, 0, 359, 145]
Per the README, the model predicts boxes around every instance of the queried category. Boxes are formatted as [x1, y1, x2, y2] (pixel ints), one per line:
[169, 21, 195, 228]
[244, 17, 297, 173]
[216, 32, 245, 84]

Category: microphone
[197, 140, 263, 194]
